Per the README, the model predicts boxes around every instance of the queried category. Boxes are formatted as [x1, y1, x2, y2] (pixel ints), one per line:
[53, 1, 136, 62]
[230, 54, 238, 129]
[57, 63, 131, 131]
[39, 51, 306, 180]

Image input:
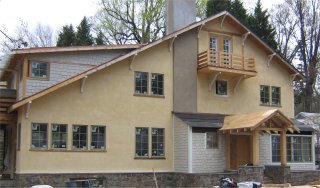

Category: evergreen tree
[248, 0, 278, 50]
[74, 17, 93, 46]
[56, 25, 76, 47]
[206, 0, 247, 25]
[95, 31, 104, 45]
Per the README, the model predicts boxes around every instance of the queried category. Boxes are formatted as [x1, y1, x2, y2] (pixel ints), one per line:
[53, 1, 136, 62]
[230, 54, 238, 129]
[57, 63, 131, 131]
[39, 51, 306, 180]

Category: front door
[230, 135, 251, 169]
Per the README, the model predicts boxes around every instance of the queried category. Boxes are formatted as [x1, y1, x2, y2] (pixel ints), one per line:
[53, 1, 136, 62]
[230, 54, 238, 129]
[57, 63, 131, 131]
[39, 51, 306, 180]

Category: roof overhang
[220, 109, 300, 134]
[174, 112, 225, 128]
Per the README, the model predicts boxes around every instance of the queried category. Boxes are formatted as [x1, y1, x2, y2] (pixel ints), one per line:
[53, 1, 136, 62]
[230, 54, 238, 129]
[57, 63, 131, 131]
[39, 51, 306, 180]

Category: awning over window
[174, 112, 225, 128]
[220, 109, 300, 134]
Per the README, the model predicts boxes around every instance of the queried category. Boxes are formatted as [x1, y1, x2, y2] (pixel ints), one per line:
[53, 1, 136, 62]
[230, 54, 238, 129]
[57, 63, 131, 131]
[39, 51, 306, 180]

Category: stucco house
[0, 0, 319, 187]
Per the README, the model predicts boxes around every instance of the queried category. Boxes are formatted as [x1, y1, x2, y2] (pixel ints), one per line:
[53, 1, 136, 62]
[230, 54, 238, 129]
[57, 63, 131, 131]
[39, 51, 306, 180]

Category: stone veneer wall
[264, 165, 291, 184]
[290, 170, 320, 185]
[238, 166, 264, 182]
[14, 172, 238, 187]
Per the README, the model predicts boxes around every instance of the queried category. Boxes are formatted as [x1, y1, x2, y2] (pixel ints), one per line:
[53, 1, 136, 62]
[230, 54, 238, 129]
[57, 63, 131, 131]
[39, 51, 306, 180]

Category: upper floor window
[30, 61, 49, 79]
[223, 39, 231, 53]
[272, 87, 281, 106]
[206, 131, 218, 149]
[216, 80, 228, 96]
[91, 126, 106, 150]
[260, 85, 281, 106]
[135, 72, 148, 94]
[271, 135, 312, 163]
[151, 73, 164, 95]
[52, 124, 67, 149]
[209, 37, 217, 51]
[72, 125, 87, 149]
[260, 85, 270, 105]
[31, 123, 48, 149]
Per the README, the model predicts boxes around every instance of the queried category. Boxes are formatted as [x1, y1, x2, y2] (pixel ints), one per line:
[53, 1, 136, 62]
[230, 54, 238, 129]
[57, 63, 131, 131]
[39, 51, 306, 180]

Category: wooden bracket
[208, 72, 221, 91]
[129, 53, 138, 70]
[220, 13, 229, 28]
[233, 75, 246, 93]
[242, 32, 251, 46]
[80, 76, 88, 93]
[267, 53, 276, 67]
[169, 36, 177, 52]
[198, 24, 205, 38]
[290, 73, 299, 85]
[25, 101, 32, 119]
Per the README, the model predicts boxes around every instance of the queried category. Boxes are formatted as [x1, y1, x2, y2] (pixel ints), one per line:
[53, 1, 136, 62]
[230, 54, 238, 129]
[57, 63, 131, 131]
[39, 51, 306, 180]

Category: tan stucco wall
[16, 42, 173, 173]
[197, 19, 294, 118]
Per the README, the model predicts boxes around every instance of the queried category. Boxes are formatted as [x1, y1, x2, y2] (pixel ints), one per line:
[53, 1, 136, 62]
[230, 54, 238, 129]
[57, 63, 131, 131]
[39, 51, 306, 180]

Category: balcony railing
[198, 50, 256, 73]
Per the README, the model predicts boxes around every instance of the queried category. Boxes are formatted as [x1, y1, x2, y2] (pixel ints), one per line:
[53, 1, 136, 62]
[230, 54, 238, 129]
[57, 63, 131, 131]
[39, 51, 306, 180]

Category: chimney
[166, 0, 196, 35]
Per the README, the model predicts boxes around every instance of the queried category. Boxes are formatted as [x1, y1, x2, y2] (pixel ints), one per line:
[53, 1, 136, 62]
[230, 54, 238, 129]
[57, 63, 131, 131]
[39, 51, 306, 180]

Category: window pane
[151, 73, 164, 95]
[260, 85, 270, 105]
[135, 72, 148, 94]
[31, 61, 49, 78]
[91, 126, 106, 149]
[31, 123, 48, 149]
[135, 127, 149, 157]
[152, 128, 165, 157]
[72, 125, 87, 149]
[51, 124, 67, 149]
[271, 87, 281, 106]
[271, 135, 280, 162]
[216, 80, 227, 95]
[206, 131, 218, 149]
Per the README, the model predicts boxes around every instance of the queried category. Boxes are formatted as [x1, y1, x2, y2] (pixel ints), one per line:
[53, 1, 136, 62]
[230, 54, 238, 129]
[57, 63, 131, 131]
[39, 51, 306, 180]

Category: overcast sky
[0, 0, 281, 46]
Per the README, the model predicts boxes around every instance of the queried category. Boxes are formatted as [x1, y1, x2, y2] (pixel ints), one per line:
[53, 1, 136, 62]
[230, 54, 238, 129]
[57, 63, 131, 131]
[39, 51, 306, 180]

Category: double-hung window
[31, 123, 48, 149]
[135, 127, 149, 157]
[72, 125, 87, 149]
[30, 61, 49, 79]
[260, 85, 270, 105]
[271, 87, 281, 106]
[151, 73, 164, 95]
[52, 124, 67, 149]
[91, 126, 106, 149]
[135, 72, 148, 94]
[260, 85, 281, 106]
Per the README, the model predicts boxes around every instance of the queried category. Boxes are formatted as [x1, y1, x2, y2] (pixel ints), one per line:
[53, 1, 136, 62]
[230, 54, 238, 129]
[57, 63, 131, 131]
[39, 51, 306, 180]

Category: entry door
[230, 135, 251, 169]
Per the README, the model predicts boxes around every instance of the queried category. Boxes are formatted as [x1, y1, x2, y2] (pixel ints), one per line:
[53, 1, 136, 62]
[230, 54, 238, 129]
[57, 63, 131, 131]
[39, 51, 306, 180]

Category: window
[52, 124, 67, 149]
[72, 125, 87, 149]
[271, 135, 312, 163]
[209, 37, 217, 51]
[91, 126, 106, 149]
[223, 39, 231, 53]
[151, 73, 164, 95]
[206, 131, 218, 149]
[152, 128, 164, 157]
[31, 123, 48, 149]
[260, 85, 270, 105]
[135, 127, 149, 157]
[216, 80, 227, 96]
[272, 87, 281, 106]
[30, 61, 49, 79]
[135, 72, 148, 94]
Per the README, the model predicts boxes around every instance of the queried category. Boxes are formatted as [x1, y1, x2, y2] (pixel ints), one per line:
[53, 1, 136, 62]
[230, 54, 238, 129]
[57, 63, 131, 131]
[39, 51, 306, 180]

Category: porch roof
[220, 109, 300, 134]
[174, 112, 225, 128]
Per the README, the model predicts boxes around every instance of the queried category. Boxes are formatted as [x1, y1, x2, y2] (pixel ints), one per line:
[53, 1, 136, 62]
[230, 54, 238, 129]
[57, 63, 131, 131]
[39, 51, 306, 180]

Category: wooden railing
[0, 89, 17, 124]
[198, 50, 256, 72]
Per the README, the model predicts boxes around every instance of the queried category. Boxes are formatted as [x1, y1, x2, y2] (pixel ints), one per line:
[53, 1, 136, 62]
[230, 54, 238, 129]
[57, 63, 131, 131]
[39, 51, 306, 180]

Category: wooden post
[252, 130, 260, 165]
[280, 129, 287, 165]
[225, 132, 231, 170]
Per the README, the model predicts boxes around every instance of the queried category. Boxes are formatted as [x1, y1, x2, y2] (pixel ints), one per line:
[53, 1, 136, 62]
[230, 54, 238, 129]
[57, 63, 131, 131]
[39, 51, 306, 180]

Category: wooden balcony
[197, 50, 257, 77]
[0, 89, 17, 124]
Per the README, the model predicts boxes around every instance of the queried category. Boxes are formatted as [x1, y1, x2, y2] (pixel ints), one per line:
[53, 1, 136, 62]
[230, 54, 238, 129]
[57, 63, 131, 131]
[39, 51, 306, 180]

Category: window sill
[133, 94, 165, 98]
[29, 148, 107, 152]
[260, 104, 282, 107]
[134, 157, 166, 160]
[28, 77, 49, 81]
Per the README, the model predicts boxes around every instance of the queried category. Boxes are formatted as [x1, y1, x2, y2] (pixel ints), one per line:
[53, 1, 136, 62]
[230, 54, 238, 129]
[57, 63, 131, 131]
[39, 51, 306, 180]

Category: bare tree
[93, 0, 165, 44]
[1, 21, 55, 52]
[271, 0, 320, 113]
